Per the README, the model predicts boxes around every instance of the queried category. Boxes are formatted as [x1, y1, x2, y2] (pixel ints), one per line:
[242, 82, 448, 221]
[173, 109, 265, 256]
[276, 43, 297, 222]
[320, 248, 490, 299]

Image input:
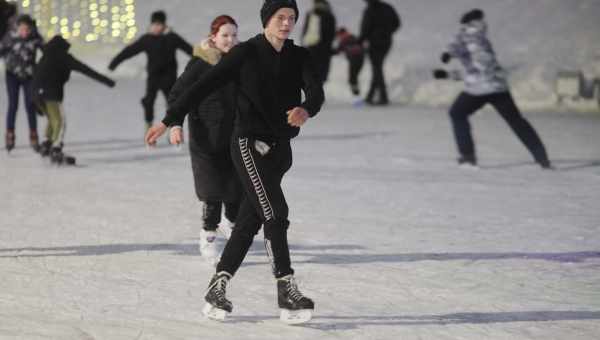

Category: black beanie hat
[260, 0, 299, 28]
[460, 9, 484, 24]
[16, 14, 35, 27]
[151, 10, 167, 24]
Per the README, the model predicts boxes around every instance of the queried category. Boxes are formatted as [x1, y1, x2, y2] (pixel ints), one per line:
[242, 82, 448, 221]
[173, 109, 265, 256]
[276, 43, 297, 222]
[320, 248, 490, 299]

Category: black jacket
[168, 46, 236, 152]
[302, 4, 336, 52]
[109, 30, 192, 76]
[32, 35, 114, 101]
[164, 34, 324, 141]
[359, 0, 401, 47]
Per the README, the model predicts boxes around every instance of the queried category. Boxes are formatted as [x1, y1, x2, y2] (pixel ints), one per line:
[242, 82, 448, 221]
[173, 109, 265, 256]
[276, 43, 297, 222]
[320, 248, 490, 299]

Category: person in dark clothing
[33, 35, 115, 163]
[333, 27, 365, 97]
[146, 0, 324, 324]
[434, 9, 551, 169]
[0, 0, 17, 39]
[0, 14, 43, 152]
[301, 0, 336, 83]
[167, 15, 242, 265]
[108, 10, 192, 130]
[359, 0, 400, 105]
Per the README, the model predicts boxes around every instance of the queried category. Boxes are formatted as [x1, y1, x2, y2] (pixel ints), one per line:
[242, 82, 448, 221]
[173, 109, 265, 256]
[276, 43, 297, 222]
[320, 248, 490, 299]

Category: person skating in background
[433, 9, 552, 169]
[333, 27, 364, 100]
[145, 0, 324, 324]
[0, 0, 17, 39]
[359, 0, 400, 106]
[167, 15, 242, 265]
[33, 35, 115, 164]
[301, 0, 336, 83]
[0, 14, 43, 152]
[108, 10, 192, 131]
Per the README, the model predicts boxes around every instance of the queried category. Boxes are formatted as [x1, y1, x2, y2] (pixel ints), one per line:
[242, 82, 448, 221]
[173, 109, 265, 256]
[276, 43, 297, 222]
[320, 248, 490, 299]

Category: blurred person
[333, 27, 364, 100]
[145, 0, 324, 324]
[0, 0, 17, 39]
[433, 9, 551, 169]
[301, 0, 336, 83]
[33, 35, 115, 164]
[0, 14, 43, 152]
[108, 10, 192, 131]
[359, 0, 400, 105]
[167, 15, 243, 265]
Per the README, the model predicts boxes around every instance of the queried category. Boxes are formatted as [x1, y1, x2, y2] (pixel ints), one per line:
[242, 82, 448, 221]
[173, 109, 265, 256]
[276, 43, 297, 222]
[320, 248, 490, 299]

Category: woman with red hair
[167, 15, 242, 264]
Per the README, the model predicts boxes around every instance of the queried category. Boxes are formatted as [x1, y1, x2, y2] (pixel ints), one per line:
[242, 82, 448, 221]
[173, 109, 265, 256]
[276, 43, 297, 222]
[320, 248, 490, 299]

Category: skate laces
[208, 272, 230, 300]
[284, 276, 304, 302]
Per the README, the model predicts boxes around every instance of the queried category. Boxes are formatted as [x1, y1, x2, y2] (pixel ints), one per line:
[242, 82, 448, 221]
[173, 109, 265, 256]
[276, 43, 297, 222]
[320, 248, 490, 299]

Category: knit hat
[460, 9, 484, 24]
[260, 0, 299, 28]
[16, 14, 35, 27]
[151, 10, 167, 24]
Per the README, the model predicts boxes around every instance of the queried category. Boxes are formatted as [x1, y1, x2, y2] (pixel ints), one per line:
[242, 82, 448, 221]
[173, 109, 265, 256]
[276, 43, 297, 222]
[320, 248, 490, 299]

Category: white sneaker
[217, 219, 235, 240]
[199, 230, 218, 264]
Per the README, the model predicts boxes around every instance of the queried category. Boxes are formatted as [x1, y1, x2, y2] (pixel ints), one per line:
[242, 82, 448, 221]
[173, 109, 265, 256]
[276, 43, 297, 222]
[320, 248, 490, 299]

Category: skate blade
[202, 303, 228, 321]
[280, 309, 312, 325]
[459, 163, 480, 171]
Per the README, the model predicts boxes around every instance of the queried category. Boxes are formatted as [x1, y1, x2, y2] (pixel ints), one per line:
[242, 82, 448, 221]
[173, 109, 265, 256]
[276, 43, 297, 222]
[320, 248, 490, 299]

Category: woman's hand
[169, 126, 184, 145]
[145, 122, 167, 146]
[287, 107, 309, 127]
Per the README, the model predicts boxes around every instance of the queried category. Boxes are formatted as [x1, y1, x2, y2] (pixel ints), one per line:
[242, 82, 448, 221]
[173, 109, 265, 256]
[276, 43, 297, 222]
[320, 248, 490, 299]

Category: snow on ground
[1, 78, 600, 339]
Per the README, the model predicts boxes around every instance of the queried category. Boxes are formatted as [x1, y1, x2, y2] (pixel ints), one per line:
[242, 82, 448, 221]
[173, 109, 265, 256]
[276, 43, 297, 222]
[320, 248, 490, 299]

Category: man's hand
[169, 126, 184, 145]
[287, 107, 309, 127]
[145, 122, 167, 146]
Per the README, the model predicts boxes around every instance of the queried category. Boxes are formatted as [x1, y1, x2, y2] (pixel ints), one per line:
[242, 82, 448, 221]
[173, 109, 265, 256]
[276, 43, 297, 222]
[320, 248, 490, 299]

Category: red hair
[210, 15, 238, 36]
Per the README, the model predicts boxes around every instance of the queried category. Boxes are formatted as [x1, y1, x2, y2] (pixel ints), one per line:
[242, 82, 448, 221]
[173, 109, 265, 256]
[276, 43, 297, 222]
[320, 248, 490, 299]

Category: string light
[15, 0, 137, 44]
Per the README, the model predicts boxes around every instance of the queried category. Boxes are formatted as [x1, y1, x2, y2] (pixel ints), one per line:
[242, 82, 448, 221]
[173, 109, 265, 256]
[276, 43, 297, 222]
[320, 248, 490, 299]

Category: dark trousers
[449, 91, 550, 164]
[366, 42, 391, 104]
[141, 72, 177, 124]
[5, 72, 37, 131]
[202, 201, 241, 231]
[348, 54, 365, 89]
[217, 137, 293, 279]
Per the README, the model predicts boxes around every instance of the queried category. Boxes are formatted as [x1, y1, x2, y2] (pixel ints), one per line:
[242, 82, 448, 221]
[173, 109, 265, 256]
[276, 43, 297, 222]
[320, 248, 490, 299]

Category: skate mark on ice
[297, 311, 600, 330]
[0, 243, 198, 257]
[297, 131, 398, 142]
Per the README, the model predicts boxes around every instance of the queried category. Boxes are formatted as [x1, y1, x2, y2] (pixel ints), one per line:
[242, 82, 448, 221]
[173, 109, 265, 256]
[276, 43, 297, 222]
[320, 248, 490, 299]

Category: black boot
[204, 271, 233, 313]
[277, 275, 314, 324]
[30, 130, 40, 153]
[5, 129, 15, 152]
[50, 146, 64, 164]
[39, 140, 52, 157]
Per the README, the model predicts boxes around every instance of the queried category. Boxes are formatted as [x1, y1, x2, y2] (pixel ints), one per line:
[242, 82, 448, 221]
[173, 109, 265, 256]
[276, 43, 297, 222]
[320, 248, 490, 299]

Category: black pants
[202, 201, 240, 231]
[366, 42, 391, 104]
[348, 54, 365, 91]
[217, 137, 293, 279]
[308, 46, 332, 84]
[5, 72, 37, 131]
[141, 72, 177, 124]
[449, 91, 550, 164]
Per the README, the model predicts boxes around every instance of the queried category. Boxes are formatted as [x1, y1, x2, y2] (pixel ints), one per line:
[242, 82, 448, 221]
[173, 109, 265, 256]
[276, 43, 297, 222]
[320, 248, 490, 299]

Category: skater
[0, 14, 44, 152]
[167, 15, 243, 265]
[108, 10, 192, 131]
[32, 35, 115, 164]
[359, 0, 400, 105]
[0, 0, 16, 39]
[333, 27, 365, 98]
[433, 9, 552, 169]
[301, 0, 336, 83]
[145, 0, 324, 324]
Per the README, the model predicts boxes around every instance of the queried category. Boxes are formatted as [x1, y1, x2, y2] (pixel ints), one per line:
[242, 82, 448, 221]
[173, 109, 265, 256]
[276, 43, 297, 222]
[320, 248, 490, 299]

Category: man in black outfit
[109, 10, 192, 129]
[301, 0, 336, 83]
[359, 0, 400, 105]
[146, 0, 324, 324]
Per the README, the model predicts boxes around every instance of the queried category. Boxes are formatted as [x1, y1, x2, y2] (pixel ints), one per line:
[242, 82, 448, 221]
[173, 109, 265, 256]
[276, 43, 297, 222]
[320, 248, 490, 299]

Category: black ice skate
[39, 140, 52, 157]
[203, 271, 233, 321]
[277, 275, 314, 324]
[5, 130, 15, 153]
[50, 147, 76, 165]
[30, 131, 40, 153]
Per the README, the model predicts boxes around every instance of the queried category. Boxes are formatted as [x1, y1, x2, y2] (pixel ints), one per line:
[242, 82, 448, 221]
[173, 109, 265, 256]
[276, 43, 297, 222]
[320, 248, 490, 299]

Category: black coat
[164, 34, 324, 141]
[32, 35, 114, 102]
[359, 0, 401, 48]
[168, 47, 239, 201]
[109, 30, 192, 76]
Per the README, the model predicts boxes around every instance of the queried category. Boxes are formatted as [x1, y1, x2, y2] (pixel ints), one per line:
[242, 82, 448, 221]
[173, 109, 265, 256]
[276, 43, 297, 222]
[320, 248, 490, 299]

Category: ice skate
[30, 131, 40, 153]
[277, 275, 314, 325]
[458, 156, 479, 170]
[5, 130, 15, 153]
[50, 147, 76, 165]
[39, 140, 52, 157]
[217, 218, 235, 240]
[203, 271, 233, 321]
[199, 229, 219, 265]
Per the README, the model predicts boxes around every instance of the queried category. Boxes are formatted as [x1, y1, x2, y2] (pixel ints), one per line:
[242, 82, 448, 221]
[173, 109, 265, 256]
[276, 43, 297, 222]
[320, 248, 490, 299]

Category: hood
[44, 35, 71, 53]
[461, 19, 487, 36]
[193, 38, 222, 65]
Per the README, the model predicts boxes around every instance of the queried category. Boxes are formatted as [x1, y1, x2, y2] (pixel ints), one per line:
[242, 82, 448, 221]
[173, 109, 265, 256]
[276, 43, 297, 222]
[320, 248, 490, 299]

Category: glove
[108, 61, 117, 71]
[433, 69, 449, 79]
[441, 52, 451, 64]
[106, 79, 116, 88]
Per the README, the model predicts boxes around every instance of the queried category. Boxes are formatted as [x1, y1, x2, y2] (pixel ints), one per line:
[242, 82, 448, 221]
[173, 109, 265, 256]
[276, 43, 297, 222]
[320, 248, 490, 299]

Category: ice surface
[1, 78, 599, 339]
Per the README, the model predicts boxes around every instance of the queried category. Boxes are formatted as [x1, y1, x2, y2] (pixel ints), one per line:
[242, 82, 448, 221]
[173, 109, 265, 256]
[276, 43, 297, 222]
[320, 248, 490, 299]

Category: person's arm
[162, 44, 246, 127]
[166, 58, 203, 127]
[69, 55, 115, 87]
[0, 33, 11, 56]
[299, 49, 325, 117]
[446, 34, 468, 62]
[173, 32, 193, 56]
[108, 36, 146, 70]
[358, 8, 373, 44]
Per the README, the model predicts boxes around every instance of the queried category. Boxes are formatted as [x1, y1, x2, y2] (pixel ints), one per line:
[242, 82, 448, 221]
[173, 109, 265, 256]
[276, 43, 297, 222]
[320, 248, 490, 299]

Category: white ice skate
[280, 308, 313, 325]
[202, 302, 228, 321]
[199, 230, 218, 265]
[217, 219, 235, 240]
[277, 275, 314, 325]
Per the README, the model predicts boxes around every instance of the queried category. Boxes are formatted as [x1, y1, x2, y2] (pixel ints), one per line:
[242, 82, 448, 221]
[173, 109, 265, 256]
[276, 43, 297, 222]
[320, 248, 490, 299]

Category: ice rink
[1, 77, 599, 339]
